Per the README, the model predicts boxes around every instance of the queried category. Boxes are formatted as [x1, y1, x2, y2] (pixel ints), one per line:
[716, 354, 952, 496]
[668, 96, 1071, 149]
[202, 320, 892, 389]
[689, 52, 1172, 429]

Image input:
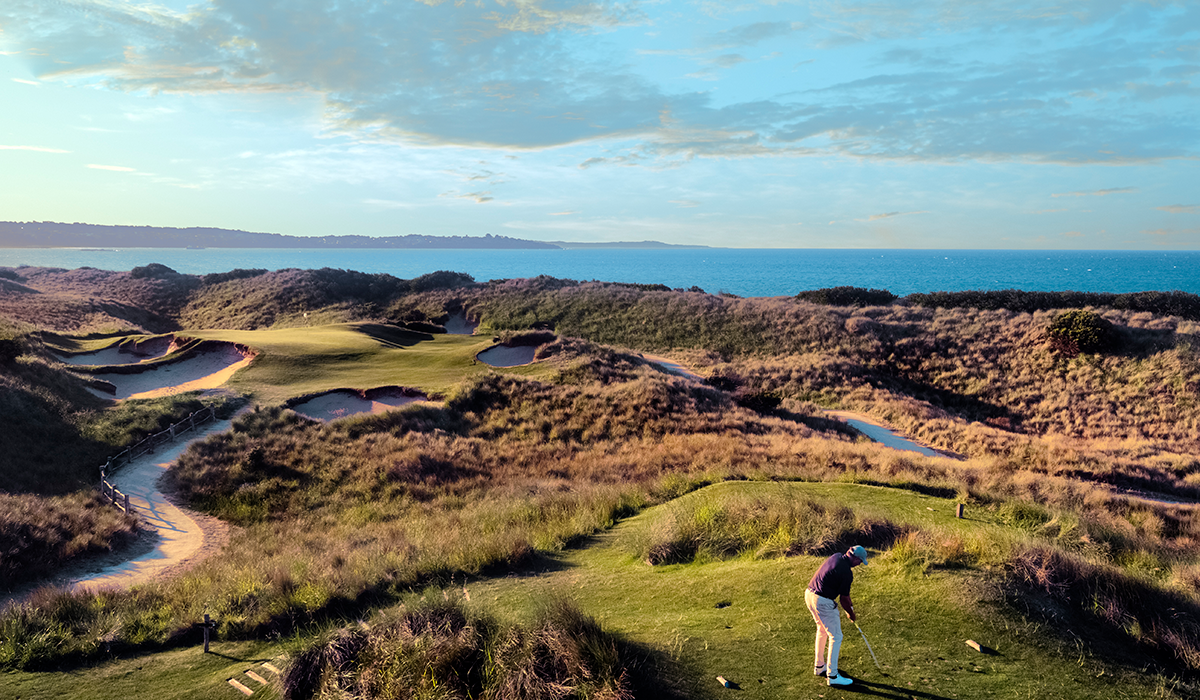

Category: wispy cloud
[1062, 231, 1084, 237]
[86, 164, 135, 172]
[440, 191, 494, 204]
[548, 211, 578, 216]
[670, 199, 700, 208]
[1030, 208, 1069, 214]
[11, 78, 39, 86]
[1158, 204, 1199, 214]
[863, 210, 929, 221]
[1052, 187, 1137, 198]
[0, 145, 69, 153]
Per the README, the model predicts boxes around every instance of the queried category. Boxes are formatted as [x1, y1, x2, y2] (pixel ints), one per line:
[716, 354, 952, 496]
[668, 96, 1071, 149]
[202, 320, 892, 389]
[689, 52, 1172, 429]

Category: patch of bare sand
[291, 388, 429, 422]
[641, 353, 703, 381]
[444, 312, 479, 335]
[477, 344, 538, 367]
[87, 344, 253, 400]
[825, 410, 959, 459]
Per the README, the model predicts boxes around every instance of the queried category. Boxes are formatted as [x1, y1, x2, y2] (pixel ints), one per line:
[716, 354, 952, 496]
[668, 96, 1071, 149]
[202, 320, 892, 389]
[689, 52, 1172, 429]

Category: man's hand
[840, 594, 856, 622]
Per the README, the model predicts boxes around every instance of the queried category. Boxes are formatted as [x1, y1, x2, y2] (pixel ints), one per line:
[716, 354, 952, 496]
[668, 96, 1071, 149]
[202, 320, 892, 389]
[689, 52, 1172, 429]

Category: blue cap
[849, 545, 869, 565]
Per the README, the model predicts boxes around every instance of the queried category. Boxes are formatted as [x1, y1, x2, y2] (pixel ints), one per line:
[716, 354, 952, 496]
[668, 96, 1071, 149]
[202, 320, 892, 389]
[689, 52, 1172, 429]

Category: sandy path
[641, 354, 703, 381]
[825, 410, 956, 458]
[69, 418, 235, 593]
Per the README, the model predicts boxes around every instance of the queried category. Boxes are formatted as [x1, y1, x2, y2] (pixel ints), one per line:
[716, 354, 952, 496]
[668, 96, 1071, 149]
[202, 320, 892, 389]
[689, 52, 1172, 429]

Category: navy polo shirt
[808, 553, 853, 599]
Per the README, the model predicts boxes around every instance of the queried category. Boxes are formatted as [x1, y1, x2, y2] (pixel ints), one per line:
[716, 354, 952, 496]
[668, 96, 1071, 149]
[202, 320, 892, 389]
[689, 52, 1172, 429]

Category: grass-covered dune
[4, 266, 1200, 698]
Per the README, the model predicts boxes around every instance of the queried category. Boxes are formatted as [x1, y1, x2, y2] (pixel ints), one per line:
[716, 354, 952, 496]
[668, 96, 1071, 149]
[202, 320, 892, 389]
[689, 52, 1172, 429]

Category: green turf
[460, 481, 1181, 700]
[190, 324, 546, 403]
[5, 482, 1187, 699]
[1, 640, 286, 700]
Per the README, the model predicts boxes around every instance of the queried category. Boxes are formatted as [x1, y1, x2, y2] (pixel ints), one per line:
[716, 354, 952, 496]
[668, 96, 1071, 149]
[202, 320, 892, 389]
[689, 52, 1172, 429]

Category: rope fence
[97, 407, 216, 514]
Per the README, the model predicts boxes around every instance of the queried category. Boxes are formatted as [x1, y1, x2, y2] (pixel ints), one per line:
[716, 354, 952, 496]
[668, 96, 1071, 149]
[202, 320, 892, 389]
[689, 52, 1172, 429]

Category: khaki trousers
[805, 588, 843, 674]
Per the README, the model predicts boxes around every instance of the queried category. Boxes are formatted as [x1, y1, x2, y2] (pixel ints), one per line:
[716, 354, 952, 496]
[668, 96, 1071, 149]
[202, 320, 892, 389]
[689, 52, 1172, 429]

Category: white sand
[477, 345, 538, 367]
[444, 313, 479, 335]
[291, 390, 426, 422]
[87, 345, 253, 400]
[0, 418, 236, 607]
[825, 410, 952, 458]
[642, 354, 703, 381]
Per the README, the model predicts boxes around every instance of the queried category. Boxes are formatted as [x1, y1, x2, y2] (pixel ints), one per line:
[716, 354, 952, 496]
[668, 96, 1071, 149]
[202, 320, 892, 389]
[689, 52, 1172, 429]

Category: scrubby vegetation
[283, 597, 671, 700]
[6, 265, 1200, 696]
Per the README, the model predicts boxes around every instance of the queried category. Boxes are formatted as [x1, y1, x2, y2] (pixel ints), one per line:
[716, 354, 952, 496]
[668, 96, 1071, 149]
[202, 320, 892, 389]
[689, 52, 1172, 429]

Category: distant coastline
[0, 221, 707, 251]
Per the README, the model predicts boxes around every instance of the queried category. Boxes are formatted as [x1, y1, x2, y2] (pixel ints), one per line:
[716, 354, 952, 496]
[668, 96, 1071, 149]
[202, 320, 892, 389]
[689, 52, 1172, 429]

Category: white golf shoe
[827, 673, 853, 686]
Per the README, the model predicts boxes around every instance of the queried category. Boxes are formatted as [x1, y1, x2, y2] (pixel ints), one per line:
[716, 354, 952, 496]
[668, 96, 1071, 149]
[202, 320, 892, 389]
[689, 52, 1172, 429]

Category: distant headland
[0, 221, 711, 250]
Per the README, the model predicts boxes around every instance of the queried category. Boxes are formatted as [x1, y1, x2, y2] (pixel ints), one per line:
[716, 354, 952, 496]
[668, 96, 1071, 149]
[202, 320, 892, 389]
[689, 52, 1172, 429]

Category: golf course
[3, 265, 1200, 699]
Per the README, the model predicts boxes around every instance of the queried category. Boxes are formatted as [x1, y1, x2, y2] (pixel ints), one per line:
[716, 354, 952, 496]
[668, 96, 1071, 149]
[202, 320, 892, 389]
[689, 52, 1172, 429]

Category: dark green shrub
[128, 263, 179, 279]
[1047, 310, 1115, 356]
[796, 286, 897, 307]
[409, 270, 475, 293]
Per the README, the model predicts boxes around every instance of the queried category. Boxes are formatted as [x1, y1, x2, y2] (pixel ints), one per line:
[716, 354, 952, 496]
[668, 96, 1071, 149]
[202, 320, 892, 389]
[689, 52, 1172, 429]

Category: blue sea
[1, 248, 1197, 298]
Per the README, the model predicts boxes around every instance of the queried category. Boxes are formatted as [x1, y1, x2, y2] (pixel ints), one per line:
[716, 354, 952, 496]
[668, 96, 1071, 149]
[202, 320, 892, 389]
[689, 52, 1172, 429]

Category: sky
[1, 0, 1198, 249]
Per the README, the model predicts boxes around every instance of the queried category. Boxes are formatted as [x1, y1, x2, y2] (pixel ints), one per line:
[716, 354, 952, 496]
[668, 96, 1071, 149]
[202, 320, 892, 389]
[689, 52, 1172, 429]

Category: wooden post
[124, 492, 130, 513]
[203, 614, 214, 653]
[956, 503, 965, 519]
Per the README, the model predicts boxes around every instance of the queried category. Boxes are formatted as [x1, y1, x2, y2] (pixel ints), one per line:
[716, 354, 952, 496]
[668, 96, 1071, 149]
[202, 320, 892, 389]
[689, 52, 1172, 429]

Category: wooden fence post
[956, 503, 965, 519]
[124, 492, 130, 513]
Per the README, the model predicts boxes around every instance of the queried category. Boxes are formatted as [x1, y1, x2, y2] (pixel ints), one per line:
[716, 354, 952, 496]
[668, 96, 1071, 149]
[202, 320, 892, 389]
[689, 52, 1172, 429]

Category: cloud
[1062, 231, 1084, 237]
[863, 210, 929, 221]
[441, 191, 494, 204]
[1052, 187, 1137, 198]
[1030, 208, 1069, 214]
[11, 78, 39, 85]
[1158, 204, 1199, 213]
[0, 144, 69, 153]
[669, 199, 700, 207]
[548, 210, 578, 215]
[1, 0, 1197, 165]
[86, 164, 136, 171]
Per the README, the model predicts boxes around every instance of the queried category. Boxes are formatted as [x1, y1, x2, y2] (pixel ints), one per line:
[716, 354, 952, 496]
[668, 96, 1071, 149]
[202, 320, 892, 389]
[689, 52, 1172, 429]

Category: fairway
[82, 323, 555, 405]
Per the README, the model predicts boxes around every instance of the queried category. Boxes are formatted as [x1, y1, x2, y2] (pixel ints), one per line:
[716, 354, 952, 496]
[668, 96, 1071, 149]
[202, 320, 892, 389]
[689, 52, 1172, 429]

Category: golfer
[805, 544, 868, 687]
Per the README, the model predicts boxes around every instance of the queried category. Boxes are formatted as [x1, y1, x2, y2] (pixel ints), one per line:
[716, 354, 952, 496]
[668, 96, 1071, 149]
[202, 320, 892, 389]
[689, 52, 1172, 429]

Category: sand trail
[56, 336, 174, 366]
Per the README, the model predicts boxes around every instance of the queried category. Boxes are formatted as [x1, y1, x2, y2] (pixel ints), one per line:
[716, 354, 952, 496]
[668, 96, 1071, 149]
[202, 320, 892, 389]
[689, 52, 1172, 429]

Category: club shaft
[854, 622, 884, 673]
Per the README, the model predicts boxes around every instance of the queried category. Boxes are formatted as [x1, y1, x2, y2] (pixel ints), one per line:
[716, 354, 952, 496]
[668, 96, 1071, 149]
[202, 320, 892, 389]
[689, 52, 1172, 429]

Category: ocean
[1, 248, 1197, 298]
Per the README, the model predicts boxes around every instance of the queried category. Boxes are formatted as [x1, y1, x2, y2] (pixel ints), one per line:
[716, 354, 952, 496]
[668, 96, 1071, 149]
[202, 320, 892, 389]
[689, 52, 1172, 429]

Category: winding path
[72, 417, 234, 592]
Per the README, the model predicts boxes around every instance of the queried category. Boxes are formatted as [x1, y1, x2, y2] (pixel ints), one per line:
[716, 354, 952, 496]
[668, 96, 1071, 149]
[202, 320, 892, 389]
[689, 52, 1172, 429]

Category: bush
[1047, 309, 1115, 356]
[128, 263, 179, 279]
[282, 597, 659, 700]
[796, 287, 897, 307]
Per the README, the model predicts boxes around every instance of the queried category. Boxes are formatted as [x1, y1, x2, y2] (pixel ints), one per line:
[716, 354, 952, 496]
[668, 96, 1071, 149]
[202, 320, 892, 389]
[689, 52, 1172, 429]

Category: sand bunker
[290, 387, 428, 422]
[477, 344, 538, 367]
[88, 343, 254, 400]
[57, 336, 174, 366]
[444, 313, 479, 335]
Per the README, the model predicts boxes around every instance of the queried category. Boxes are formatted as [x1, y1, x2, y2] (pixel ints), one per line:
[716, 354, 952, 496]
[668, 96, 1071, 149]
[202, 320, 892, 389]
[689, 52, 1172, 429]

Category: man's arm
[839, 595, 856, 622]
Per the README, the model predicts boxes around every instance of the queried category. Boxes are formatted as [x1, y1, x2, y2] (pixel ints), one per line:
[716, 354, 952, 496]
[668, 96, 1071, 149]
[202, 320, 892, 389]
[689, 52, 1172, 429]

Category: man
[805, 544, 869, 687]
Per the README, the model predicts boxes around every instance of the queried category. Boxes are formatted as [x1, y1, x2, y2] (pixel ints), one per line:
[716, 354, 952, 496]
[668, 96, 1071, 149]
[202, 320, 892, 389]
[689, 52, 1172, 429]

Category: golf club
[853, 620, 887, 676]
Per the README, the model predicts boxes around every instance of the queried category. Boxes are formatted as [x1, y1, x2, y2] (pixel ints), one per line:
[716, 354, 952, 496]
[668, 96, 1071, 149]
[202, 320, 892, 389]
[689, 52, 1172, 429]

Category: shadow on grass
[350, 323, 434, 349]
[847, 679, 955, 699]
